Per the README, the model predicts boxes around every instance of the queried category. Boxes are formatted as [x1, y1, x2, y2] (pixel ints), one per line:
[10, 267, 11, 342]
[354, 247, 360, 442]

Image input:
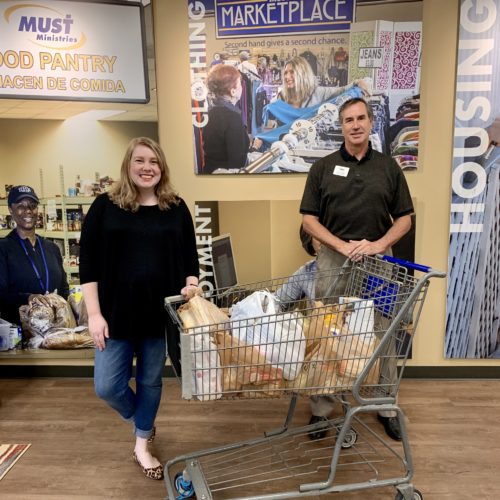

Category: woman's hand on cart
[181, 282, 202, 301]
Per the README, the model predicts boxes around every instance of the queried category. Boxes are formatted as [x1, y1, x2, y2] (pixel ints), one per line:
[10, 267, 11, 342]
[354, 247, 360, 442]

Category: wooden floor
[1, 378, 499, 499]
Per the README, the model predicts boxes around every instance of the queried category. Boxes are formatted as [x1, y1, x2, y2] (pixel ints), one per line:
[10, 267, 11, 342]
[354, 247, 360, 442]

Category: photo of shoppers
[188, 2, 422, 175]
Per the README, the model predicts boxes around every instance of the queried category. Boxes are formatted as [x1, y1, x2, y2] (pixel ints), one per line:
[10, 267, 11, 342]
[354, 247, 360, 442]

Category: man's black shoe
[377, 414, 402, 441]
[308, 415, 329, 440]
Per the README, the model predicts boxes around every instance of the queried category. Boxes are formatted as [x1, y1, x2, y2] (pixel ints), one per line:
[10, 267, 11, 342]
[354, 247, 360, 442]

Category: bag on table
[37, 326, 93, 349]
[19, 293, 77, 339]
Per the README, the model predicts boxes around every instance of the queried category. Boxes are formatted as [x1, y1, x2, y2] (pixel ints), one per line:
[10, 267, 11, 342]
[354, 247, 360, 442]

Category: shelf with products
[0, 199, 10, 237]
[39, 167, 103, 277]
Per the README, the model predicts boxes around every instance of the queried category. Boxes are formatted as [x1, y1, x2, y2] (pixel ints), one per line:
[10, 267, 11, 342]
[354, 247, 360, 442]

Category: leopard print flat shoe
[133, 451, 164, 480]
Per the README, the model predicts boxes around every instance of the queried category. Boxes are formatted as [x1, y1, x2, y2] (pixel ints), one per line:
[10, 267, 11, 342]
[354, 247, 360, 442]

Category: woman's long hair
[280, 56, 317, 106]
[108, 137, 179, 212]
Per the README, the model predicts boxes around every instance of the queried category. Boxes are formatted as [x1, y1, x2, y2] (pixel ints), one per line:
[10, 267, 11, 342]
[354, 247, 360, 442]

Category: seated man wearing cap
[0, 185, 69, 325]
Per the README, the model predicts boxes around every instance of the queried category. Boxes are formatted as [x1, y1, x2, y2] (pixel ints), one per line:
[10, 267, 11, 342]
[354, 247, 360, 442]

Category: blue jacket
[0, 230, 68, 324]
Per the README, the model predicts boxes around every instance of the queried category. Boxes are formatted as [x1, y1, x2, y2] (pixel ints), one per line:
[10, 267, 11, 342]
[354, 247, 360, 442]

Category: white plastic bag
[335, 297, 378, 381]
[231, 291, 306, 380]
[190, 326, 222, 401]
[251, 312, 305, 380]
[339, 297, 375, 341]
[230, 290, 278, 323]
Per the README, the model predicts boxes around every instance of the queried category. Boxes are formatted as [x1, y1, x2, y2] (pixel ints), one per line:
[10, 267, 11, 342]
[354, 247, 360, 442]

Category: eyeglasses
[13, 202, 38, 212]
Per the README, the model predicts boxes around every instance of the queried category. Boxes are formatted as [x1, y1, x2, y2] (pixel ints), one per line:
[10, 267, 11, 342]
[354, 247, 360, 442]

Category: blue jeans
[94, 337, 167, 439]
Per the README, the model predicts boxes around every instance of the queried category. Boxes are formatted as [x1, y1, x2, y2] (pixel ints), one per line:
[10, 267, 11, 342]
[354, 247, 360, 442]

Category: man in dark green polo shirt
[300, 97, 414, 442]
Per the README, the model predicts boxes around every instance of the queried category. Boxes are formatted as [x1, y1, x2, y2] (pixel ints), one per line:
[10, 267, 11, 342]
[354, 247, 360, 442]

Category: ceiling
[0, 1, 157, 122]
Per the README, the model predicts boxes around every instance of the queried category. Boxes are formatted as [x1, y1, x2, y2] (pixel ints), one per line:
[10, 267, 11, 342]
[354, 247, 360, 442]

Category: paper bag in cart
[214, 331, 284, 397]
[178, 295, 230, 401]
[287, 335, 339, 395]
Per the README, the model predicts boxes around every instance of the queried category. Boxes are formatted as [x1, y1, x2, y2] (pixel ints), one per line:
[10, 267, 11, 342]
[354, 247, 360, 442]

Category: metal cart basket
[164, 255, 445, 500]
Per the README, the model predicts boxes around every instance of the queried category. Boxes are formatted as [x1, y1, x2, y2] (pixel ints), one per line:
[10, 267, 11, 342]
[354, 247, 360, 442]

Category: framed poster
[187, 1, 421, 174]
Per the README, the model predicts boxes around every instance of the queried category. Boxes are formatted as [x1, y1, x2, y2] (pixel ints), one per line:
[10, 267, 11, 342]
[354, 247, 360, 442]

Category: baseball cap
[7, 185, 40, 206]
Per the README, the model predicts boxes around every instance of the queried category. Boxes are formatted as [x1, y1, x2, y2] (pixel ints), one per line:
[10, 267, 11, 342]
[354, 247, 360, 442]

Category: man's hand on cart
[335, 240, 384, 262]
[347, 239, 386, 261]
[88, 312, 109, 351]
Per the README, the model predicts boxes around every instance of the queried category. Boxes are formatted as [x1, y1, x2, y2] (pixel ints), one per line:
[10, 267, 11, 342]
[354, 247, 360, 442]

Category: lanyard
[17, 234, 50, 294]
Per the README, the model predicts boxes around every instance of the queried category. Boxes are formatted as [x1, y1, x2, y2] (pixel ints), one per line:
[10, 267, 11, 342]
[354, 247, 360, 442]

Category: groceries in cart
[177, 288, 380, 400]
[230, 290, 306, 380]
[164, 256, 446, 500]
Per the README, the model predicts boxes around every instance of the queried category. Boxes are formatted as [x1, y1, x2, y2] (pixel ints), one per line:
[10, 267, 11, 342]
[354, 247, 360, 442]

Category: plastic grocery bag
[190, 326, 222, 401]
[231, 290, 306, 380]
[339, 297, 375, 340]
[334, 297, 379, 382]
[230, 290, 278, 323]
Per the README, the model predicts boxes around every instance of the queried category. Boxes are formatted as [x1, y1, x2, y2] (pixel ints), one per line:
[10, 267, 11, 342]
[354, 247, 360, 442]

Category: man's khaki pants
[311, 245, 397, 418]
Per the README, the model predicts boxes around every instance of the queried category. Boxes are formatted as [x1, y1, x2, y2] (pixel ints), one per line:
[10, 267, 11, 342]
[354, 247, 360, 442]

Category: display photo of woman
[202, 64, 250, 173]
[251, 56, 371, 152]
[277, 55, 370, 109]
[79, 137, 199, 480]
[0, 185, 69, 325]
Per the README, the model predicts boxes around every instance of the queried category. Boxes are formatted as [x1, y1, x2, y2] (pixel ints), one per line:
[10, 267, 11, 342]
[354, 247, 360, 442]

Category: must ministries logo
[19, 13, 76, 43]
[4, 3, 85, 48]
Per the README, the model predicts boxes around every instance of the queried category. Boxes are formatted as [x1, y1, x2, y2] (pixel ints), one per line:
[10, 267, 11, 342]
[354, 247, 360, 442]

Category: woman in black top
[202, 64, 250, 173]
[80, 137, 199, 480]
[0, 185, 68, 325]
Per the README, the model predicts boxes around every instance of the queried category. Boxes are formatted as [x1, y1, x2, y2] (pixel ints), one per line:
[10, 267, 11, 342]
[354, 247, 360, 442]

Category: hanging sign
[214, 0, 356, 38]
[358, 46, 383, 68]
[0, 0, 149, 103]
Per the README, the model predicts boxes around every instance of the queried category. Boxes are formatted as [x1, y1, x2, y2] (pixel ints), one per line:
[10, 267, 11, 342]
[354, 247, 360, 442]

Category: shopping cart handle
[379, 255, 432, 273]
[165, 294, 184, 304]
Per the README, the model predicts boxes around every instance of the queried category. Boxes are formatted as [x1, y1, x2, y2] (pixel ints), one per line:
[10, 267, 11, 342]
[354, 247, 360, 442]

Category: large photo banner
[445, 0, 500, 358]
[188, 0, 422, 174]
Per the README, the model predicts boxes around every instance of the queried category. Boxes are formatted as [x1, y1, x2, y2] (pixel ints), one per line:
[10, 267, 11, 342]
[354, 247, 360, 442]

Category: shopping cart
[163, 255, 445, 500]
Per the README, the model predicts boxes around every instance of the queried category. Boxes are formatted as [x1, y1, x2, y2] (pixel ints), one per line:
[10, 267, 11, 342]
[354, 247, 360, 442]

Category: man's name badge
[333, 165, 349, 177]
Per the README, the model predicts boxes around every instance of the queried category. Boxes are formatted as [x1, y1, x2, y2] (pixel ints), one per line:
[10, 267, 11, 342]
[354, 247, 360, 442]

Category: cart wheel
[395, 488, 423, 500]
[338, 428, 357, 449]
[174, 472, 195, 499]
